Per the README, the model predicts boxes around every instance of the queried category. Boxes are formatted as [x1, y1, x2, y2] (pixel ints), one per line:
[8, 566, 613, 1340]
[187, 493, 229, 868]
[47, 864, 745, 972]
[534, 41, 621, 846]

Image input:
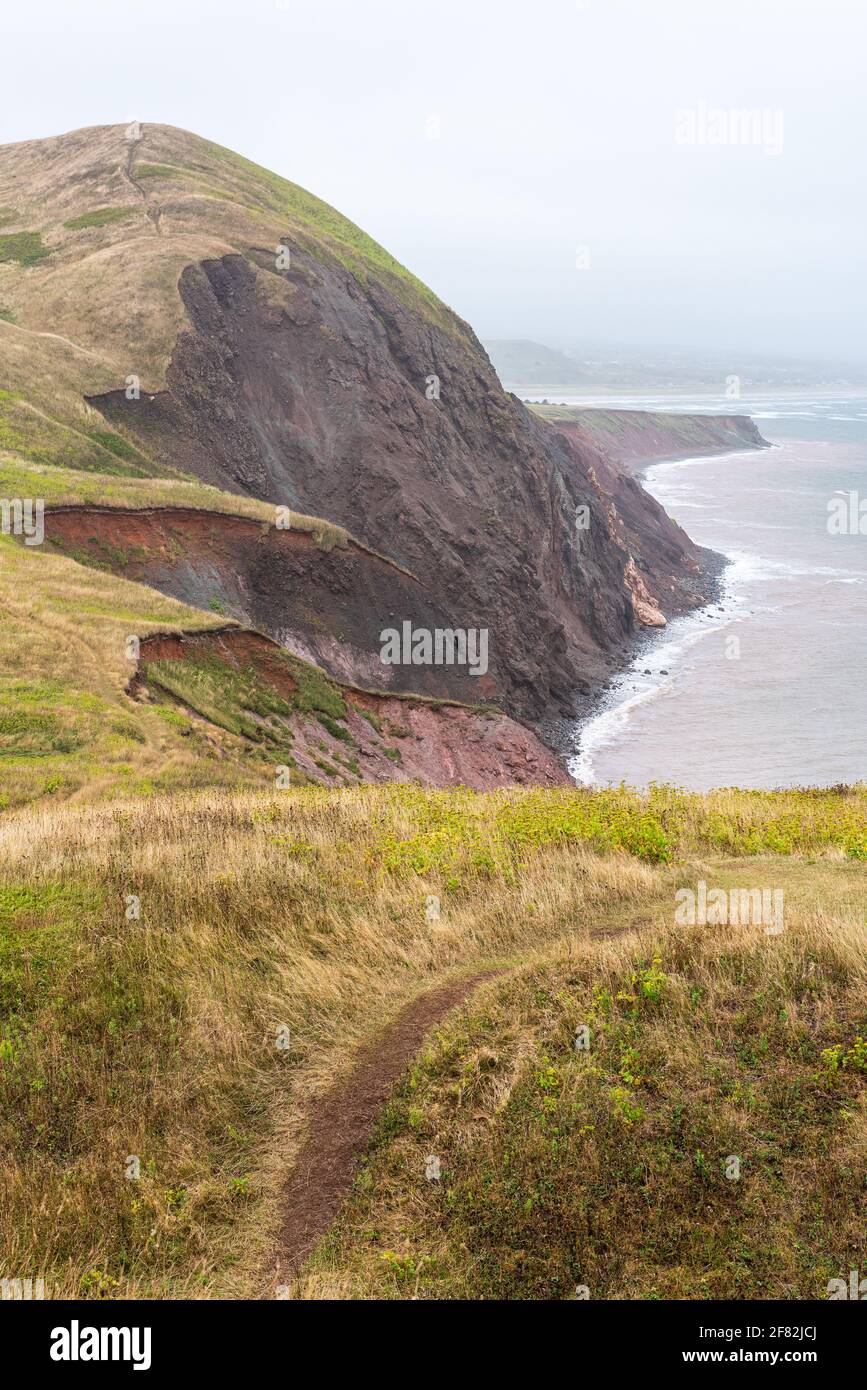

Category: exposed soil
[134, 625, 570, 790]
[44, 503, 503, 705]
[276, 971, 501, 1284]
[86, 250, 717, 724]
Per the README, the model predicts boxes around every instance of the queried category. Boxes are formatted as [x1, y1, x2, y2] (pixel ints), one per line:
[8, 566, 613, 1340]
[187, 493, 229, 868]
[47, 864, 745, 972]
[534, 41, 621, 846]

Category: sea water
[566, 394, 867, 790]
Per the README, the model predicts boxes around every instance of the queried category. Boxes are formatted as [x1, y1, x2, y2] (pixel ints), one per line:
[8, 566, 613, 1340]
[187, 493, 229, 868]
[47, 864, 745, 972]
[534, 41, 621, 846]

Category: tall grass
[0, 784, 863, 1298]
[0, 786, 655, 1297]
[308, 909, 867, 1300]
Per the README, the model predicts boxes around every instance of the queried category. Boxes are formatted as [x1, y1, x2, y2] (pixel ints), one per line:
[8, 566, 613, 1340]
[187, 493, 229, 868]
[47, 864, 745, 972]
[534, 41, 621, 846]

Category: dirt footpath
[277, 971, 500, 1283]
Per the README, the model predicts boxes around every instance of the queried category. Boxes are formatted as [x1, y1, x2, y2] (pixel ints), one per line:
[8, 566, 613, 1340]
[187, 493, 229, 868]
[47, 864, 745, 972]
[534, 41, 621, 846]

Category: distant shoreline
[507, 384, 867, 402]
[539, 542, 728, 768]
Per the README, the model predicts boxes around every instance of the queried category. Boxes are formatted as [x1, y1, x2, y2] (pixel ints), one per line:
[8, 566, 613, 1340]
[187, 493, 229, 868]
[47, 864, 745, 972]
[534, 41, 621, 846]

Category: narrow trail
[276, 970, 501, 1283]
[122, 129, 162, 236]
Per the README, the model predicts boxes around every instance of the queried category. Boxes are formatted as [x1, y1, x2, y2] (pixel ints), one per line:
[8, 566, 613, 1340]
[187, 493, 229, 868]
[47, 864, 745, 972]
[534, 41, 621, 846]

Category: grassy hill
[0, 124, 864, 1305]
[0, 122, 471, 521]
[0, 122, 466, 431]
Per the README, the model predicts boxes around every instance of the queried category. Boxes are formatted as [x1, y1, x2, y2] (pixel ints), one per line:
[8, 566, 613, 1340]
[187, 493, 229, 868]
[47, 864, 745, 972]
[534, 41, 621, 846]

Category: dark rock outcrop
[88, 250, 713, 724]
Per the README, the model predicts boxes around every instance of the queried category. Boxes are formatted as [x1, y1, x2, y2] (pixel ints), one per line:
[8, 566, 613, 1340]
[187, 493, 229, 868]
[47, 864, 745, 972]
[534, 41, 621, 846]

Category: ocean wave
[723, 549, 866, 584]
[757, 407, 832, 416]
[570, 540, 865, 785]
[570, 599, 749, 785]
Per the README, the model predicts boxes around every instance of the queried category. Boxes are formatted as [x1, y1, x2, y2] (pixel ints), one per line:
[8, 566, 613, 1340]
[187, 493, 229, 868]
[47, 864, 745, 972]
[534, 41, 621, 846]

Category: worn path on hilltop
[276, 971, 503, 1285]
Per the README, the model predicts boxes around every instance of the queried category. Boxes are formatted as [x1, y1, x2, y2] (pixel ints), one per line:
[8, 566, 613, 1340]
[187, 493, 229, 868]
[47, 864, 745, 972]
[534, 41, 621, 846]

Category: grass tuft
[63, 207, 136, 231]
[0, 231, 50, 266]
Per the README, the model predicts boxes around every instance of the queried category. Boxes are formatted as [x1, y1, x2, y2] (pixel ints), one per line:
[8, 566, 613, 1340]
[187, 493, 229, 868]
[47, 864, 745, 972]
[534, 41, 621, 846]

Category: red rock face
[45, 504, 503, 706]
[87, 251, 717, 724]
[343, 695, 570, 790]
[133, 626, 570, 791]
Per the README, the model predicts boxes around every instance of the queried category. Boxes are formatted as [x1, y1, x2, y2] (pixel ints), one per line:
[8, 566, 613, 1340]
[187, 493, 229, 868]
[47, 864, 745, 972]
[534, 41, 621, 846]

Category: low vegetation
[365, 782, 866, 878]
[135, 163, 184, 180]
[0, 784, 863, 1298]
[0, 231, 50, 265]
[63, 207, 136, 231]
[311, 901, 867, 1299]
[145, 648, 347, 748]
[0, 400, 171, 477]
[0, 450, 270, 513]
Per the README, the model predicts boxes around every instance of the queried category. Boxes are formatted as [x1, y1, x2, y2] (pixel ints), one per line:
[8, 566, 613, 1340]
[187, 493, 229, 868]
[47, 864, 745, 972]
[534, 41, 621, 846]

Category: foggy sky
[3, 0, 864, 365]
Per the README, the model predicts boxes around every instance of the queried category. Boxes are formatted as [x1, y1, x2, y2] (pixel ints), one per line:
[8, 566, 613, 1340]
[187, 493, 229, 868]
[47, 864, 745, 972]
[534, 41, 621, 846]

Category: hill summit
[1, 122, 708, 728]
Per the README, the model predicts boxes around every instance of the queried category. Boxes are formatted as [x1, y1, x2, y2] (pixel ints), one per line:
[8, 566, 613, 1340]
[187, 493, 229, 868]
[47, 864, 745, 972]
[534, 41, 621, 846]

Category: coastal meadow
[0, 781, 863, 1298]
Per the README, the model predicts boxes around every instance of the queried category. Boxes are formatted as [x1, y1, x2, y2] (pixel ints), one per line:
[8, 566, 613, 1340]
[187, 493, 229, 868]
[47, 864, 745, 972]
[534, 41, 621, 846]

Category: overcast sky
[3, 0, 865, 365]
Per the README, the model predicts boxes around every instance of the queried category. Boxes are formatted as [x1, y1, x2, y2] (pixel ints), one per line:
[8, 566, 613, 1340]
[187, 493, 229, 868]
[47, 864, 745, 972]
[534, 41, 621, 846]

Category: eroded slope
[134, 625, 568, 790]
[2, 123, 717, 725]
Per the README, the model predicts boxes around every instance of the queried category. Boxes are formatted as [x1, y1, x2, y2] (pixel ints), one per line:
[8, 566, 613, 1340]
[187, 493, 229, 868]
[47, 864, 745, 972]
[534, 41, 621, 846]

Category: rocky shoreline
[538, 539, 729, 769]
[532, 410, 767, 770]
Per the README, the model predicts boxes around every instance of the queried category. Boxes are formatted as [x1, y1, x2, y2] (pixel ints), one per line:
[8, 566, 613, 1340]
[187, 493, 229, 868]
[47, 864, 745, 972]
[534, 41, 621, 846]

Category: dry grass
[304, 876, 867, 1300]
[0, 784, 864, 1300]
[0, 785, 658, 1299]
